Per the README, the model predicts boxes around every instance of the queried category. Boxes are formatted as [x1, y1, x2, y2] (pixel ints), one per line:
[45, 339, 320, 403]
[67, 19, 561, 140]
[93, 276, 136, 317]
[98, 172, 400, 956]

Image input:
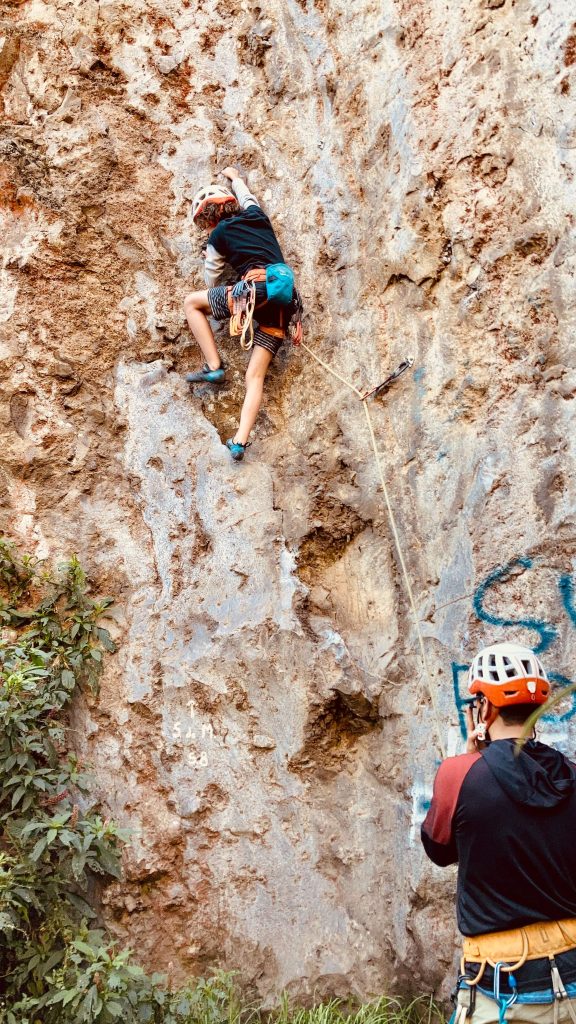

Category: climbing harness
[462, 920, 576, 976]
[299, 338, 445, 758]
[360, 358, 415, 401]
[458, 920, 576, 1024]
[229, 266, 303, 351]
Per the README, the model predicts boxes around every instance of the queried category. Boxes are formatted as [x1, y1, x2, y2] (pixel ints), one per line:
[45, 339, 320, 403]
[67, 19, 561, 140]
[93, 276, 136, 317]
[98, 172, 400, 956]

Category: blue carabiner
[493, 963, 518, 1024]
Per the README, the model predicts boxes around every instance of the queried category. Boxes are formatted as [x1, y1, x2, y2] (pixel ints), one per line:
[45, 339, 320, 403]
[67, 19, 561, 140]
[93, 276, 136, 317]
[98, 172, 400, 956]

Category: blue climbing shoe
[226, 439, 251, 461]
[186, 363, 225, 384]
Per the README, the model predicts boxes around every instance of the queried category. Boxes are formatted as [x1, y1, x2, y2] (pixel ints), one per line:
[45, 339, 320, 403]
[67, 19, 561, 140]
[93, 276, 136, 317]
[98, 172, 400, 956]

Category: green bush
[0, 539, 170, 1022]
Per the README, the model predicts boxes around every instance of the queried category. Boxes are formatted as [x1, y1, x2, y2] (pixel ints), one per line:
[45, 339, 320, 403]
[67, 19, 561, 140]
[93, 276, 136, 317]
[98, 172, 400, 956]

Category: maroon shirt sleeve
[421, 753, 481, 866]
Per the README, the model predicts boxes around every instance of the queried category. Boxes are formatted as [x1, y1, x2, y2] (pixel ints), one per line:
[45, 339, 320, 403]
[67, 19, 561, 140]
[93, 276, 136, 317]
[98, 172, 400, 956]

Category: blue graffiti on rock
[452, 557, 576, 739]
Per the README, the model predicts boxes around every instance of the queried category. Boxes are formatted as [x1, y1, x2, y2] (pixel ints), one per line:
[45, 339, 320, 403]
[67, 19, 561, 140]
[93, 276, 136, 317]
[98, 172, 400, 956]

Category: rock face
[2, 0, 576, 1003]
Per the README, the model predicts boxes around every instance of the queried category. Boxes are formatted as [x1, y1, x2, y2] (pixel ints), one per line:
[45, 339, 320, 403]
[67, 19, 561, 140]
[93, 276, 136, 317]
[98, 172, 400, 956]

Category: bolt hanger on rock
[360, 357, 415, 402]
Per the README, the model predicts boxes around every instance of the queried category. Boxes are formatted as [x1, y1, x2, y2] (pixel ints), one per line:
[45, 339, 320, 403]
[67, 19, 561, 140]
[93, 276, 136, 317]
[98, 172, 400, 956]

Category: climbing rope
[230, 280, 257, 350]
[299, 339, 446, 759]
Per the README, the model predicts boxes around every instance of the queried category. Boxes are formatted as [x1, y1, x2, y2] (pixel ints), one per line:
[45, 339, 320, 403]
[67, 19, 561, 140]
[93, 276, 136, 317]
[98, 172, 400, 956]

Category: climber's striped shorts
[207, 284, 284, 358]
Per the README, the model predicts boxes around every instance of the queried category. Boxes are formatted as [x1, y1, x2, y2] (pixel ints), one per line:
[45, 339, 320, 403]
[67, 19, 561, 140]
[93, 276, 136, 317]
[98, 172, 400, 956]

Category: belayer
[422, 642, 576, 1024]
[184, 166, 302, 461]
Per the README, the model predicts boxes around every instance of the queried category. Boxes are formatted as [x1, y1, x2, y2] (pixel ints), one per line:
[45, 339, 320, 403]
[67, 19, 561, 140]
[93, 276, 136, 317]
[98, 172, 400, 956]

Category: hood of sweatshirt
[482, 738, 576, 808]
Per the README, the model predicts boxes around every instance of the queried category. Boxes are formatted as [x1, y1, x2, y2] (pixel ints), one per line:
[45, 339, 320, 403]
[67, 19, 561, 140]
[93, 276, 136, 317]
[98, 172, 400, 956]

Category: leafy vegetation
[0, 538, 443, 1024]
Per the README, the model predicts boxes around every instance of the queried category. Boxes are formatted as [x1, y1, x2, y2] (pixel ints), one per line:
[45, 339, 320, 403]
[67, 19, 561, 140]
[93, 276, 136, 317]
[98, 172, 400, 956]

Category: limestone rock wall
[2, 0, 576, 1003]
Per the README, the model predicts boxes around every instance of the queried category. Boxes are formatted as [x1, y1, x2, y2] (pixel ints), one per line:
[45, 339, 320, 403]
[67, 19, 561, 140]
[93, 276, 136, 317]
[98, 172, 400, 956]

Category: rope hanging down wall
[299, 340, 446, 760]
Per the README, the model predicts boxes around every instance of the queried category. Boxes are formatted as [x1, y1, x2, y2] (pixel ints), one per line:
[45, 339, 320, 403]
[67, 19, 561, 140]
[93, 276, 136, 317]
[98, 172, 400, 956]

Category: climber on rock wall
[421, 642, 576, 1024]
[184, 165, 301, 462]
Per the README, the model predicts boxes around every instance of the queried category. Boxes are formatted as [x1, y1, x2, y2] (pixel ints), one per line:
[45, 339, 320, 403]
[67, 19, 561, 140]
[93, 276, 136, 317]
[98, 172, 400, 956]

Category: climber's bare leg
[184, 290, 221, 370]
[234, 345, 274, 445]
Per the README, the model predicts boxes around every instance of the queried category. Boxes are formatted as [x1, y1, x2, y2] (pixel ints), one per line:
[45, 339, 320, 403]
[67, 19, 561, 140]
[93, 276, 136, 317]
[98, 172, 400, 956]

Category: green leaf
[11, 784, 26, 808]
[40, 947, 65, 976]
[89, 648, 102, 662]
[21, 791, 34, 812]
[73, 939, 96, 958]
[79, 984, 100, 1020]
[20, 819, 42, 836]
[47, 989, 69, 1004]
[96, 628, 116, 653]
[126, 964, 145, 978]
[51, 810, 71, 826]
[29, 835, 48, 861]
[71, 851, 87, 878]
[92, 842, 122, 879]
[61, 668, 76, 688]
[66, 892, 96, 917]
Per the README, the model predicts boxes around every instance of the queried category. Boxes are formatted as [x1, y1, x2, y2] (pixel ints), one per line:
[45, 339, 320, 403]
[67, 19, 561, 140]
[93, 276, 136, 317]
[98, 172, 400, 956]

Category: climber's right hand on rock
[222, 166, 241, 180]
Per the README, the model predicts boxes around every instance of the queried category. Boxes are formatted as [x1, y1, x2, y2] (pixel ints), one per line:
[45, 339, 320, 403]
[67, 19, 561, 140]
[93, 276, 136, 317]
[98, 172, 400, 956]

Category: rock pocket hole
[288, 689, 381, 776]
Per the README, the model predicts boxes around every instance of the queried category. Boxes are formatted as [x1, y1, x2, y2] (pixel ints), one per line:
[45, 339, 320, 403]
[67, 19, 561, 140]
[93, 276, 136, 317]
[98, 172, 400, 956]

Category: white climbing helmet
[468, 641, 550, 706]
[192, 184, 235, 223]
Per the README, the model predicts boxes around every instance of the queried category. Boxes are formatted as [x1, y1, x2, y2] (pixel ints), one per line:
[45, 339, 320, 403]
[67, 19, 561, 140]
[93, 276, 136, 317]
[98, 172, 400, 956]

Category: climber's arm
[420, 753, 480, 866]
[204, 244, 226, 288]
[222, 166, 259, 210]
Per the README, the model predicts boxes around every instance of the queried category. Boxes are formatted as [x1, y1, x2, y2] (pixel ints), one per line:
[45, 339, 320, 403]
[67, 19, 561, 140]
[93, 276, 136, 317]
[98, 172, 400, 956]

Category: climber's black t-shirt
[208, 205, 284, 277]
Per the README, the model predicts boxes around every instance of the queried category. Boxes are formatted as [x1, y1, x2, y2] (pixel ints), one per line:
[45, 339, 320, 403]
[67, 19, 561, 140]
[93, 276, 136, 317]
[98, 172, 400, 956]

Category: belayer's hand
[222, 166, 240, 180]
[465, 704, 487, 754]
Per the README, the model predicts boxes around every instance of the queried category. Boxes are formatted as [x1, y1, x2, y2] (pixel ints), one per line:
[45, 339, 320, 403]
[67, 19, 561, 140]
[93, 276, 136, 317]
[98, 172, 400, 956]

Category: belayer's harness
[229, 264, 303, 350]
[452, 919, 576, 1024]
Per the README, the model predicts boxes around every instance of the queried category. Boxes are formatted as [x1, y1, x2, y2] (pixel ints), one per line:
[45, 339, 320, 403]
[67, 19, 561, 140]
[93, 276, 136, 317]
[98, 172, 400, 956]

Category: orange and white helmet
[192, 184, 235, 223]
[468, 642, 550, 706]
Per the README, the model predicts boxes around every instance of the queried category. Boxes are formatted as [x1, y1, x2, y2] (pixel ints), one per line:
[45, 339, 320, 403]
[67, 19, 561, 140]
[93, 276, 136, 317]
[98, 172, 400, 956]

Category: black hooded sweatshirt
[421, 739, 576, 937]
